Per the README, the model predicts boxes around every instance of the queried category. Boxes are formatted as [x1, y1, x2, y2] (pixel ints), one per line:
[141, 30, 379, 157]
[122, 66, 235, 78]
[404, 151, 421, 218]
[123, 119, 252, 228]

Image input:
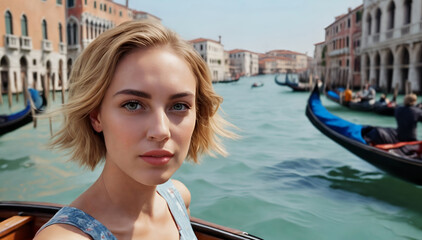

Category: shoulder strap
[38, 206, 117, 240]
[157, 180, 197, 240]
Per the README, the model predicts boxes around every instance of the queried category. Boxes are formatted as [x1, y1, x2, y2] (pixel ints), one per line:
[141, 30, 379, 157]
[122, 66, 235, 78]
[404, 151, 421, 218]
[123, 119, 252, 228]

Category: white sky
[115, 0, 364, 57]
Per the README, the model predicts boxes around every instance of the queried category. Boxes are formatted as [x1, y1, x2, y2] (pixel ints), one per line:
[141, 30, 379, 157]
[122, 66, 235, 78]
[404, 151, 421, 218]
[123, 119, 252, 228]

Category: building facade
[265, 49, 309, 72]
[258, 56, 295, 74]
[313, 41, 326, 81]
[228, 49, 259, 77]
[190, 38, 226, 82]
[0, 0, 160, 95]
[361, 0, 422, 93]
[324, 5, 363, 89]
[0, 0, 67, 94]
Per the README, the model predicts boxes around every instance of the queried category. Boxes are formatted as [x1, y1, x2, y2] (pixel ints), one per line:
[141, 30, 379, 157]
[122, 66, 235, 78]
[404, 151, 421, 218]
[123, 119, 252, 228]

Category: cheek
[175, 114, 196, 146]
[102, 113, 141, 147]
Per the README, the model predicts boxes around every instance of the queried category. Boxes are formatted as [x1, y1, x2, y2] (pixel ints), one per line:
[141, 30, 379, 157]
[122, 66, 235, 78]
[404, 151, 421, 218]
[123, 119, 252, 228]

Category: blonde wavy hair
[50, 20, 234, 170]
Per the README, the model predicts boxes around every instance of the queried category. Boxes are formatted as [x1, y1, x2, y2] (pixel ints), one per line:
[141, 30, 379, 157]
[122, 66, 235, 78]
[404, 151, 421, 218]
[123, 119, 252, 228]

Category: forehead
[109, 47, 196, 93]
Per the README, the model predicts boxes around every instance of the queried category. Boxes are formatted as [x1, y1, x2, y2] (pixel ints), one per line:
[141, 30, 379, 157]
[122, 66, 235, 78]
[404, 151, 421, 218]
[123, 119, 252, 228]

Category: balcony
[20, 36, 32, 51]
[385, 29, 394, 39]
[372, 34, 380, 43]
[401, 24, 410, 36]
[67, 44, 80, 51]
[328, 47, 349, 57]
[59, 42, 67, 55]
[42, 39, 53, 52]
[354, 47, 360, 55]
[4, 34, 19, 50]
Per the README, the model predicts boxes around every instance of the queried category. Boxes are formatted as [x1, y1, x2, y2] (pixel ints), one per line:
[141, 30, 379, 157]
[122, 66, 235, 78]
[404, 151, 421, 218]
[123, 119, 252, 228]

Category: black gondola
[0, 201, 262, 240]
[0, 89, 47, 136]
[213, 76, 240, 84]
[306, 84, 422, 185]
[274, 73, 310, 91]
[325, 89, 396, 116]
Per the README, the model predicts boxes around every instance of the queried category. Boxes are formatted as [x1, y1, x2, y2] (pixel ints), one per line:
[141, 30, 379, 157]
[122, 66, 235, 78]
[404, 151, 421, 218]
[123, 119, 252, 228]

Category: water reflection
[0, 156, 34, 172]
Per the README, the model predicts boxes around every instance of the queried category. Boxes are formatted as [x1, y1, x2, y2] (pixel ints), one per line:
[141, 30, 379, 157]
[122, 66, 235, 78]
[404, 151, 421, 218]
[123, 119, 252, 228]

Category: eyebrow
[113, 89, 194, 100]
[114, 89, 151, 98]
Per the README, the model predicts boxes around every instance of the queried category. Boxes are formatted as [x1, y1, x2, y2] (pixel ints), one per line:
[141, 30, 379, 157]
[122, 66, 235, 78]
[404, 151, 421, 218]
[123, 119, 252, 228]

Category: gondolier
[395, 93, 422, 142]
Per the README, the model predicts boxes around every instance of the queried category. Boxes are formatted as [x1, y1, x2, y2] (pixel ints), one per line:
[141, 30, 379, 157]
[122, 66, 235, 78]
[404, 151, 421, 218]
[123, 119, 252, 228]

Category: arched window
[67, 23, 72, 44]
[21, 14, 28, 36]
[366, 14, 372, 35]
[5, 11, 13, 34]
[387, 1, 395, 29]
[85, 19, 89, 39]
[404, 0, 412, 25]
[66, 21, 78, 45]
[58, 23, 63, 42]
[72, 22, 77, 44]
[375, 8, 382, 33]
[42, 19, 48, 40]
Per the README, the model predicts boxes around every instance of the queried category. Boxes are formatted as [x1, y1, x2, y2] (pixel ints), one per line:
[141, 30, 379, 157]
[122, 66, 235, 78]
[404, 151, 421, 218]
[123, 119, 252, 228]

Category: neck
[97, 160, 159, 218]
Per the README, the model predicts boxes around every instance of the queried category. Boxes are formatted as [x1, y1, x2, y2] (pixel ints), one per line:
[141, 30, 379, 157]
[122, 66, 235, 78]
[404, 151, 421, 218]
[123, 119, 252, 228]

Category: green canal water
[1, 74, 422, 240]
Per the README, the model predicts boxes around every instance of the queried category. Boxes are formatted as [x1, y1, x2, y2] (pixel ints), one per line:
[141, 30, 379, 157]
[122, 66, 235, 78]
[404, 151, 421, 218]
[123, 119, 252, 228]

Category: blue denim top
[38, 180, 197, 240]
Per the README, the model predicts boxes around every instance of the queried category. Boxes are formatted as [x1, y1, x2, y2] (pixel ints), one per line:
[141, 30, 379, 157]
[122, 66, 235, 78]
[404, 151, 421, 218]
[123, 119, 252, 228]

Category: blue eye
[172, 103, 189, 111]
[123, 101, 141, 111]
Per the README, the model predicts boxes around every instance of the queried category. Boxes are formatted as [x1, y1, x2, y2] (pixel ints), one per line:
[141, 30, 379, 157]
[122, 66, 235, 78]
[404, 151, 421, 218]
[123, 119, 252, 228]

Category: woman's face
[91, 46, 196, 186]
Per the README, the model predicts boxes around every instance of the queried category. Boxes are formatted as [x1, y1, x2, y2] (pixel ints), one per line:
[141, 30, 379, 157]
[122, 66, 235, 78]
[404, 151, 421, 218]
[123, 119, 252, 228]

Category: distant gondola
[325, 89, 396, 116]
[251, 82, 263, 88]
[306, 84, 422, 185]
[0, 201, 263, 240]
[274, 73, 310, 91]
[0, 89, 47, 136]
[213, 76, 240, 84]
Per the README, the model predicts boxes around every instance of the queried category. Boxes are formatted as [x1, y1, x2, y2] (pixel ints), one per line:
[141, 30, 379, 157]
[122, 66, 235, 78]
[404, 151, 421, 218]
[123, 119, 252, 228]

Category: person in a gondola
[343, 87, 353, 104]
[356, 83, 376, 103]
[35, 20, 235, 240]
[395, 93, 422, 142]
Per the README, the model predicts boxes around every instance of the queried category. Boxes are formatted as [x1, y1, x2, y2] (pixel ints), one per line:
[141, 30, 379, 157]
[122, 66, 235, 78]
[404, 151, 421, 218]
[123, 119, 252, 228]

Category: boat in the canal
[306, 84, 422, 185]
[325, 89, 396, 116]
[0, 89, 47, 136]
[0, 201, 262, 240]
[274, 73, 310, 91]
[251, 82, 263, 88]
[213, 74, 241, 84]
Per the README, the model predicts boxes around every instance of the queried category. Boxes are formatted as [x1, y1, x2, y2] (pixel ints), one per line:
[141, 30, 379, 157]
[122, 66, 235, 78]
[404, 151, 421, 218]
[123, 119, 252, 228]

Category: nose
[147, 109, 171, 142]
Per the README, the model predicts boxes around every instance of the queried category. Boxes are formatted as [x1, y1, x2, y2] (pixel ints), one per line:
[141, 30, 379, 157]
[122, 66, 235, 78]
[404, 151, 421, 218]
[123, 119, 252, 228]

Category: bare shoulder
[171, 179, 191, 210]
[34, 224, 91, 240]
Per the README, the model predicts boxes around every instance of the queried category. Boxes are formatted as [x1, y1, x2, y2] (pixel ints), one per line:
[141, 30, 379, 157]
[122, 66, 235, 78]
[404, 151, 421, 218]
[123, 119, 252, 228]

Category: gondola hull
[325, 89, 395, 116]
[0, 90, 47, 136]
[0, 201, 262, 240]
[306, 85, 422, 185]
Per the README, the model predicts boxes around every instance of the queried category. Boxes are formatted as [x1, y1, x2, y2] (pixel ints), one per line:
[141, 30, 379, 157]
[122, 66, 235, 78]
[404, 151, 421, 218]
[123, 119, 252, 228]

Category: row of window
[326, 10, 362, 37]
[330, 37, 350, 51]
[63, 0, 129, 17]
[366, 0, 412, 35]
[4, 11, 62, 41]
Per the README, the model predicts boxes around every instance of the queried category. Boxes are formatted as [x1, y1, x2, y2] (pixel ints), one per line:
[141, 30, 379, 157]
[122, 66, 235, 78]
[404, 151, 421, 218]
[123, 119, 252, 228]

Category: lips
[140, 150, 174, 166]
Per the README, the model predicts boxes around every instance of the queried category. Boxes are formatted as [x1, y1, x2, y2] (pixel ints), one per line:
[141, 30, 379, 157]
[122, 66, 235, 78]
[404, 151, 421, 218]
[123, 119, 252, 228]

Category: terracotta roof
[228, 49, 260, 55]
[314, 41, 325, 46]
[189, 38, 221, 45]
[266, 49, 306, 56]
[325, 4, 363, 29]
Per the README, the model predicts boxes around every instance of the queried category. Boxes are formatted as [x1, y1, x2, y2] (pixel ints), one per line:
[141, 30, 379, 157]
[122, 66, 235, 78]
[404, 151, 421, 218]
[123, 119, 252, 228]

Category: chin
[139, 172, 173, 187]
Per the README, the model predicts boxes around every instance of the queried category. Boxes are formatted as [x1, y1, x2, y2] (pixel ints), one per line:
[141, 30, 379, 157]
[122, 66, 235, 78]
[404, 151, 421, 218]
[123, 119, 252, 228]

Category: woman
[35, 20, 233, 240]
